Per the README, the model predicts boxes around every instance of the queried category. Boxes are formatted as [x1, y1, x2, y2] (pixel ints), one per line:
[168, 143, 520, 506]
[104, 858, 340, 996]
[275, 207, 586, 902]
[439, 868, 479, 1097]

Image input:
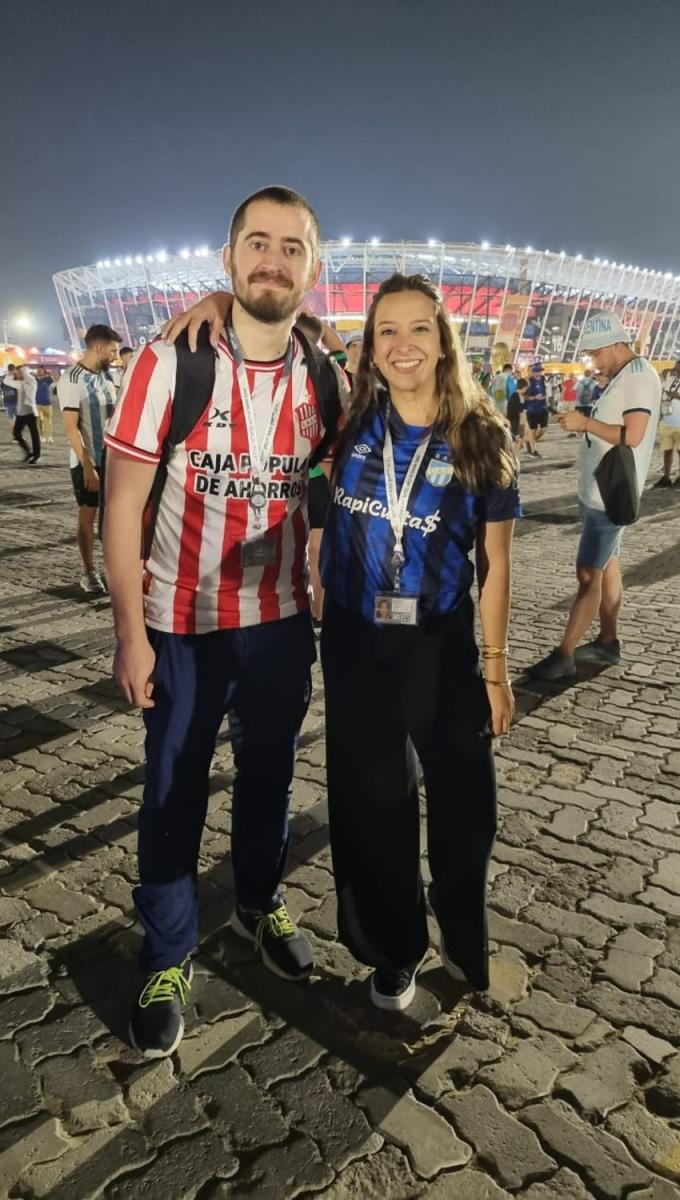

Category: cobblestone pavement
[1, 420, 679, 1200]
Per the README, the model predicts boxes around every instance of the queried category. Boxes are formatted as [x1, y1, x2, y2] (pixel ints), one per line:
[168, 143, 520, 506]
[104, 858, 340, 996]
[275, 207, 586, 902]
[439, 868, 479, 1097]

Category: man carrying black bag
[528, 312, 660, 680]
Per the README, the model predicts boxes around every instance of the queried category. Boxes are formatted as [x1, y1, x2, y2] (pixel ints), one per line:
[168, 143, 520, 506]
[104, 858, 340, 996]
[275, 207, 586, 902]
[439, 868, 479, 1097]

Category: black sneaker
[527, 648, 576, 680]
[574, 637, 621, 665]
[653, 475, 673, 488]
[371, 961, 421, 1011]
[231, 901, 313, 980]
[129, 957, 193, 1058]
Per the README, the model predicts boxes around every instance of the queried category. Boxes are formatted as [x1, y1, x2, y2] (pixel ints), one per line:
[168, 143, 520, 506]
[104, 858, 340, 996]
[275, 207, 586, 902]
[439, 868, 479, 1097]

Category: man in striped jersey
[104, 186, 346, 1058]
[57, 324, 121, 593]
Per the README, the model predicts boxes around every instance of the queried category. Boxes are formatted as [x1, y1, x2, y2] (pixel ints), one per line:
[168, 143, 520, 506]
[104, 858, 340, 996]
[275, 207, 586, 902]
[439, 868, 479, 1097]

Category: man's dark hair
[503, 362, 513, 371]
[517, 378, 529, 391]
[119, 345, 133, 357]
[84, 324, 122, 347]
[229, 186, 321, 256]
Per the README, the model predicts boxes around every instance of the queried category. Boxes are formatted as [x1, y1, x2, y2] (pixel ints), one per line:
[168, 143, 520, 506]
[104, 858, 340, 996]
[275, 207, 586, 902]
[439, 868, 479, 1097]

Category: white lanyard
[227, 323, 294, 527]
[383, 404, 432, 588]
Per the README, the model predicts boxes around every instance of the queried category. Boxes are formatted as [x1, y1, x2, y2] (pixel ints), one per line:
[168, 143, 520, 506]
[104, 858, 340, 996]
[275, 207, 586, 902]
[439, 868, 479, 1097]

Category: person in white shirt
[528, 312, 661, 679]
[10, 365, 41, 464]
[652, 361, 680, 488]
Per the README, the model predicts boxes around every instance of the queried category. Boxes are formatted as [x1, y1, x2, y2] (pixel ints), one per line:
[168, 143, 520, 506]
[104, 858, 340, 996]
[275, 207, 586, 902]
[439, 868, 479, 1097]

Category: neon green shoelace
[254, 905, 295, 951]
[139, 964, 191, 1008]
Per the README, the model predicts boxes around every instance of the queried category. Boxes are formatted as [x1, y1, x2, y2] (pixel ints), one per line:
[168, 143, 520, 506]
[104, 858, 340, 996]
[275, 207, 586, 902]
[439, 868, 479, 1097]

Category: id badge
[241, 537, 277, 568]
[374, 592, 418, 626]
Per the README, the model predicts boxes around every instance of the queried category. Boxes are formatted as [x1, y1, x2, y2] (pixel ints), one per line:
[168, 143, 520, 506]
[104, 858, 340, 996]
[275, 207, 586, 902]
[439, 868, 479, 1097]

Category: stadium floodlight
[428, 238, 438, 247]
[341, 236, 352, 247]
[594, 257, 600, 264]
[114, 258, 122, 266]
[559, 250, 566, 257]
[14, 314, 31, 330]
[481, 240, 490, 250]
[103, 259, 111, 268]
[135, 255, 144, 264]
[125, 256, 132, 266]
[96, 261, 104, 268]
[505, 244, 513, 252]
[370, 236, 380, 246]
[195, 245, 209, 257]
[146, 255, 154, 262]
[525, 245, 533, 253]
[576, 254, 583, 260]
[156, 250, 168, 263]
[179, 248, 190, 259]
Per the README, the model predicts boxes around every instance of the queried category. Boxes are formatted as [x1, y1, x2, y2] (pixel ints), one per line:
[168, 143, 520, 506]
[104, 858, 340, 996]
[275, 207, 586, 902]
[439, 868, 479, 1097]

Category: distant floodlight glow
[179, 248, 190, 259]
[146, 255, 154, 263]
[341, 237, 352, 247]
[428, 238, 438, 247]
[156, 250, 168, 263]
[481, 240, 490, 250]
[370, 236, 380, 246]
[96, 261, 104, 268]
[135, 255, 144, 264]
[114, 258, 122, 267]
[124, 256, 132, 265]
[576, 254, 583, 260]
[103, 259, 111, 268]
[525, 245, 533, 254]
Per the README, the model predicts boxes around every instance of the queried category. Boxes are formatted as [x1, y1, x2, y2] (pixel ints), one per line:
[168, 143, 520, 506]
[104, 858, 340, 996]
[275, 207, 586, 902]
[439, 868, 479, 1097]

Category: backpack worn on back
[142, 323, 343, 557]
[594, 424, 639, 526]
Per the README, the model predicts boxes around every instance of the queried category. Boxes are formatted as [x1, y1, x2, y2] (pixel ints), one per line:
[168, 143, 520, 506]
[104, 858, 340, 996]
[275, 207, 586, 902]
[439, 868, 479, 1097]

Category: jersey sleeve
[57, 374, 82, 412]
[619, 369, 658, 416]
[477, 473, 522, 523]
[104, 342, 175, 464]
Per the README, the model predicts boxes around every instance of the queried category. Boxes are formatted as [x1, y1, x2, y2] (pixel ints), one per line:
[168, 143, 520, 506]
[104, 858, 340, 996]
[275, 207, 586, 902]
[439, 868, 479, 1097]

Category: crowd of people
[0, 185, 674, 1054]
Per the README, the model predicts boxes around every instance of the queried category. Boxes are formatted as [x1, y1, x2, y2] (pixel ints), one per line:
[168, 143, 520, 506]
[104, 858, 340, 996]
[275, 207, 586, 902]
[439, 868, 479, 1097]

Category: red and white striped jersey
[105, 334, 343, 634]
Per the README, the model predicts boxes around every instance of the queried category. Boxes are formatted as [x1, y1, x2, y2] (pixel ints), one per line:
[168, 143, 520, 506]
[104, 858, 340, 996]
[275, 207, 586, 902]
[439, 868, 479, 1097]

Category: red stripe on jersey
[113, 346, 164, 450]
[171, 395, 211, 634]
[216, 367, 248, 628]
[257, 369, 295, 622]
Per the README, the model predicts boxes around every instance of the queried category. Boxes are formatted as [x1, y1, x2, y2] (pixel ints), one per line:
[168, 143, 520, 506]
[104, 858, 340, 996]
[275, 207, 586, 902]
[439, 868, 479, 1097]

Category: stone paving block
[522, 1167, 596, 1200]
[644, 967, 680, 1009]
[411, 1036, 504, 1100]
[274, 1067, 383, 1170]
[17, 1004, 110, 1067]
[23, 880, 100, 923]
[522, 1098, 650, 1199]
[226, 1133, 336, 1199]
[600, 948, 657, 991]
[603, 859, 648, 899]
[488, 870, 537, 917]
[556, 1039, 649, 1117]
[107, 1128, 238, 1197]
[488, 947, 531, 1006]
[240, 1024, 325, 1088]
[457, 1007, 511, 1045]
[313, 1143, 424, 1200]
[646, 1053, 680, 1117]
[0, 1039, 42, 1128]
[547, 806, 593, 841]
[38, 1046, 127, 1132]
[0, 936, 47, 992]
[514, 990, 596, 1037]
[641, 800, 679, 831]
[477, 1031, 577, 1108]
[177, 1010, 268, 1078]
[627, 1181, 680, 1200]
[582, 892, 666, 930]
[439, 1084, 555, 1190]
[651, 854, 680, 896]
[573, 1017, 616, 1050]
[124, 1058, 176, 1113]
[359, 1084, 472, 1177]
[607, 1101, 680, 1183]
[195, 1062, 289, 1150]
[622, 1025, 675, 1064]
[22, 1124, 153, 1199]
[487, 911, 558, 959]
[523, 902, 610, 948]
[425, 1168, 511, 1198]
[0, 986, 56, 1038]
[140, 1083, 210, 1146]
[0, 1114, 71, 1194]
[586, 982, 680, 1041]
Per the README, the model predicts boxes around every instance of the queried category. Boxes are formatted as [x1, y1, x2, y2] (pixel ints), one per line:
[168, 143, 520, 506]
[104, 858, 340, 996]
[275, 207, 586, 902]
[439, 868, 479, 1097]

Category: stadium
[53, 241, 680, 367]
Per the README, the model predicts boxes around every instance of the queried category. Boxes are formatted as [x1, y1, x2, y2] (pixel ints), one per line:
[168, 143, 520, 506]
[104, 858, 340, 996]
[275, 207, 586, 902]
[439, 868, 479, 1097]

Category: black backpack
[140, 323, 343, 557]
[594, 425, 640, 526]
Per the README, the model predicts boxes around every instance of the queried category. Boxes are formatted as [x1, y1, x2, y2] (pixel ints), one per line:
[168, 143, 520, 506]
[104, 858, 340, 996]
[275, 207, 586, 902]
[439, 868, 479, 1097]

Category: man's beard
[232, 268, 304, 325]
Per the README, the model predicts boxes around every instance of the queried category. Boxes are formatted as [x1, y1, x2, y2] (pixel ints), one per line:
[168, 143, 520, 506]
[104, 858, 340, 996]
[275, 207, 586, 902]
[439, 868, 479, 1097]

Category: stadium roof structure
[53, 242, 680, 363]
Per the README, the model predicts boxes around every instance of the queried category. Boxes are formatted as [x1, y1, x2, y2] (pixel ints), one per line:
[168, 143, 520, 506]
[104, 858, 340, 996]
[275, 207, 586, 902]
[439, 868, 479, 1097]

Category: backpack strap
[143, 326, 217, 558]
[293, 325, 343, 469]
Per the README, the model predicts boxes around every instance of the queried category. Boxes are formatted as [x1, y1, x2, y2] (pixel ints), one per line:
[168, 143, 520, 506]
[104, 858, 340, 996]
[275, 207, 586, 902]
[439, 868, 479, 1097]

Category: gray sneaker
[80, 571, 107, 594]
[574, 638, 621, 665]
[527, 648, 576, 680]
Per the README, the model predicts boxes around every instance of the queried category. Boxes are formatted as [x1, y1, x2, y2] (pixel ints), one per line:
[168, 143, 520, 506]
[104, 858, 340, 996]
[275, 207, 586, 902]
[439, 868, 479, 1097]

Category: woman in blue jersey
[162, 272, 519, 1011]
[320, 274, 519, 1009]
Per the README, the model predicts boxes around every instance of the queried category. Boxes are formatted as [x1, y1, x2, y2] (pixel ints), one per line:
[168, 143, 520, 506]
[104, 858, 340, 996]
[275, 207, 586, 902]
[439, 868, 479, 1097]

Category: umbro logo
[351, 443, 372, 459]
[203, 406, 232, 428]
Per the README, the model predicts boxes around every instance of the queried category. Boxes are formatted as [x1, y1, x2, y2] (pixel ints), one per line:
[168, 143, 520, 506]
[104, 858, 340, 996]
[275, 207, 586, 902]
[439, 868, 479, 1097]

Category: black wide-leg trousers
[321, 597, 497, 990]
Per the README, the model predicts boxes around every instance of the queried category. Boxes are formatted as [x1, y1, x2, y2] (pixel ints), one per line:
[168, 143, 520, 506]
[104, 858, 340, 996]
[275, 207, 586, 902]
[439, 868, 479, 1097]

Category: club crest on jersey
[296, 402, 320, 440]
[426, 458, 454, 487]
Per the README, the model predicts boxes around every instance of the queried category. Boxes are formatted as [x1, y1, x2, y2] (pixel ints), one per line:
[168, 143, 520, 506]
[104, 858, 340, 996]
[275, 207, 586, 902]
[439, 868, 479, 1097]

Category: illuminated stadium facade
[53, 242, 680, 364]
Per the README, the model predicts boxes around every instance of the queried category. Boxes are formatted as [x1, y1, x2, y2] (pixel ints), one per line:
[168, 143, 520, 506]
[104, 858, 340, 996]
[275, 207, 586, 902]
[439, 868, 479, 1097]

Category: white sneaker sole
[230, 911, 313, 981]
[129, 1017, 184, 1059]
[370, 954, 428, 1012]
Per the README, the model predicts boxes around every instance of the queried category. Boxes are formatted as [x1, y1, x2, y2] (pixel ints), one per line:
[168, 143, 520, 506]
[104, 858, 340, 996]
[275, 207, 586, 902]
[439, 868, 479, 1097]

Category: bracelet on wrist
[484, 678, 511, 688]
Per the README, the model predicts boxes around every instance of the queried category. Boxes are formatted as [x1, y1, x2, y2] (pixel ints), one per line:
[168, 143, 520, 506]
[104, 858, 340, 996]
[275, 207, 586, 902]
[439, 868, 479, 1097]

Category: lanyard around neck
[382, 403, 433, 582]
[227, 322, 294, 482]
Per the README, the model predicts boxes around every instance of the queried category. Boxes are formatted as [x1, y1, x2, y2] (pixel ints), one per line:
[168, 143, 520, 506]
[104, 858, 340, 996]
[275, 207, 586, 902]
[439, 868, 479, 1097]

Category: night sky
[3, 0, 679, 345]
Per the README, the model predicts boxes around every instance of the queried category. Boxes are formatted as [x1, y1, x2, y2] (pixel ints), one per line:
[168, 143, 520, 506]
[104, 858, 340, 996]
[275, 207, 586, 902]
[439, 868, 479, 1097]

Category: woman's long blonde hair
[342, 273, 516, 494]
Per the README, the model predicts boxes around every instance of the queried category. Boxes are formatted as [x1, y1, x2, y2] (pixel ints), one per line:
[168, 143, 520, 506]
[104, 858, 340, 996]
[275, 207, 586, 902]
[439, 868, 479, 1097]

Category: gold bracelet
[482, 645, 508, 656]
[482, 649, 508, 659]
[484, 678, 511, 688]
